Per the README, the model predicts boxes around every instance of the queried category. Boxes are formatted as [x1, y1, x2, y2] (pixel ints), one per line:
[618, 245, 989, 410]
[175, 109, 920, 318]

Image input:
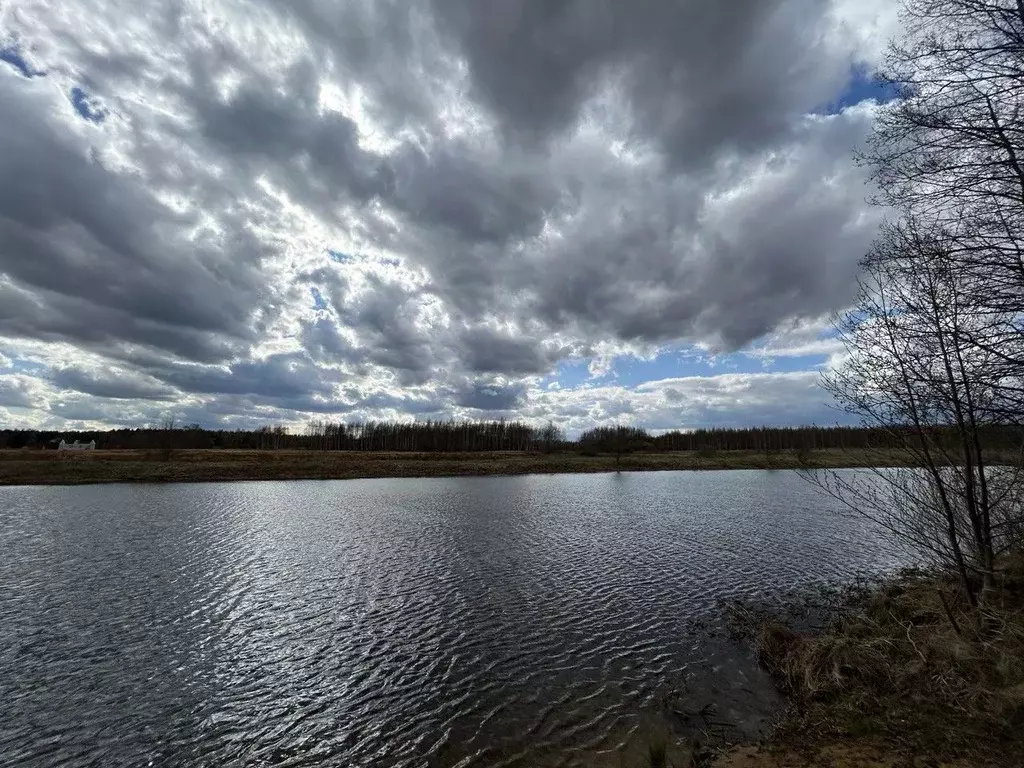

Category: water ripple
[0, 470, 909, 767]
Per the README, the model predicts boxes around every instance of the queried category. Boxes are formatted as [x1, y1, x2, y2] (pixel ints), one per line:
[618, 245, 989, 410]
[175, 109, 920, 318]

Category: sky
[0, 0, 902, 435]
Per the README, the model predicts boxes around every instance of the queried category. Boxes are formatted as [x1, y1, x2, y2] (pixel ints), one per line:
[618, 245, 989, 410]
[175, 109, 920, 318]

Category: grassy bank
[712, 562, 1024, 768]
[0, 447, 940, 486]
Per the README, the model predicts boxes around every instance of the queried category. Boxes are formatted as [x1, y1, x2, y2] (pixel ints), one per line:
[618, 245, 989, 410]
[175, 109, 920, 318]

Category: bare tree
[808, 0, 1024, 622]
[159, 415, 178, 461]
[540, 421, 563, 453]
[811, 218, 1024, 614]
[865, 0, 1024, 416]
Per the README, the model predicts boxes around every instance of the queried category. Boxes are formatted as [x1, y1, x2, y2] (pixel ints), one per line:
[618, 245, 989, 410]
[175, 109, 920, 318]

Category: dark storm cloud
[0, 74, 266, 363]
[389, 141, 560, 245]
[300, 317, 358, 365]
[269, 0, 877, 356]
[425, 0, 849, 162]
[0, 283, 243, 365]
[248, 0, 867, 325]
[344, 277, 440, 384]
[50, 368, 176, 401]
[353, 391, 446, 414]
[455, 380, 527, 411]
[139, 353, 338, 401]
[48, 399, 117, 422]
[298, 267, 447, 383]
[271, 0, 452, 133]
[517, 113, 880, 350]
[193, 59, 394, 210]
[0, 377, 34, 409]
[459, 328, 557, 375]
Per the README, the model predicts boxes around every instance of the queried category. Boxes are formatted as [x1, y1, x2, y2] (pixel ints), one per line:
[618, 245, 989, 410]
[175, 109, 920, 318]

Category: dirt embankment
[712, 564, 1024, 768]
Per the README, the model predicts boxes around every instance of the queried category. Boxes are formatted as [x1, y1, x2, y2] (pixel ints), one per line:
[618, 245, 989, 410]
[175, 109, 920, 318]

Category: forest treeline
[0, 420, 1019, 454]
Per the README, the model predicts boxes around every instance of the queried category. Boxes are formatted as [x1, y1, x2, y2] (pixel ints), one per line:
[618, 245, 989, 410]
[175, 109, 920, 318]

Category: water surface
[0, 470, 907, 767]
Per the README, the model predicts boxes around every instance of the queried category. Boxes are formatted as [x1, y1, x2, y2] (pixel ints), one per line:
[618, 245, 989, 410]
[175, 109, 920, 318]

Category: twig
[904, 620, 927, 664]
[937, 589, 965, 637]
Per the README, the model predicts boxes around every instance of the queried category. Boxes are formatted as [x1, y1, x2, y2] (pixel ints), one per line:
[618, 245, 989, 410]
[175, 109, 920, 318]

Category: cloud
[0, 74, 267, 363]
[455, 380, 527, 412]
[0, 0, 893, 429]
[523, 371, 847, 436]
[49, 367, 176, 401]
[503, 107, 882, 351]
[192, 60, 394, 212]
[0, 375, 37, 409]
[744, 317, 846, 364]
[459, 328, 563, 375]
[426, 0, 856, 161]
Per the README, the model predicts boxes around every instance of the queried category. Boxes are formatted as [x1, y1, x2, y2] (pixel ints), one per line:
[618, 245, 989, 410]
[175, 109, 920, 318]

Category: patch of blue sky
[818, 65, 900, 115]
[756, 352, 831, 373]
[542, 358, 590, 389]
[595, 350, 729, 385]
[4, 355, 47, 376]
[310, 286, 329, 310]
[619, 348, 830, 382]
[546, 343, 831, 390]
[328, 249, 401, 269]
[0, 43, 43, 78]
[70, 86, 106, 123]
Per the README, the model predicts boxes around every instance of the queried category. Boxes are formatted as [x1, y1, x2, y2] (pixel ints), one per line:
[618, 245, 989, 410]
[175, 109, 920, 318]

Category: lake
[0, 470, 908, 767]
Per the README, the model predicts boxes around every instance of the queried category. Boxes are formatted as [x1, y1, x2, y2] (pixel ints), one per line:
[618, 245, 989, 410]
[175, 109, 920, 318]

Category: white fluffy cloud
[0, 0, 892, 431]
[520, 372, 834, 435]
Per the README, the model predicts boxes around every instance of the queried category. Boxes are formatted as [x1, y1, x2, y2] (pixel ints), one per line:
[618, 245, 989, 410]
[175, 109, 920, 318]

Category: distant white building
[58, 440, 96, 451]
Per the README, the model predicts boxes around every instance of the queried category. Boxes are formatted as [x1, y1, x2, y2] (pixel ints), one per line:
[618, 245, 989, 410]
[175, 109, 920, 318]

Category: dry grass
[0, 447, 930, 486]
[745, 563, 1024, 767]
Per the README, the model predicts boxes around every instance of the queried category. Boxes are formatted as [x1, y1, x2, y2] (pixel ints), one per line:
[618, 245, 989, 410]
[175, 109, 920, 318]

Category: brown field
[0, 447, 936, 486]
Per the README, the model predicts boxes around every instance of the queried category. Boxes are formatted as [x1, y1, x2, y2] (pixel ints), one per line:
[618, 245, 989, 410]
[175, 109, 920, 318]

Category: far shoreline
[0, 447, 958, 487]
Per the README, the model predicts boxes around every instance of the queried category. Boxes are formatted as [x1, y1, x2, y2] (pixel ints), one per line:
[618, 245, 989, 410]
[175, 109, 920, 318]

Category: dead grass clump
[756, 566, 1024, 762]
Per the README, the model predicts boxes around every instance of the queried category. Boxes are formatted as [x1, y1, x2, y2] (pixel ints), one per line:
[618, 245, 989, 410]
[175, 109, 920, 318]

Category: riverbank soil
[0, 447, 949, 485]
[716, 563, 1024, 768]
[713, 743, 976, 767]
